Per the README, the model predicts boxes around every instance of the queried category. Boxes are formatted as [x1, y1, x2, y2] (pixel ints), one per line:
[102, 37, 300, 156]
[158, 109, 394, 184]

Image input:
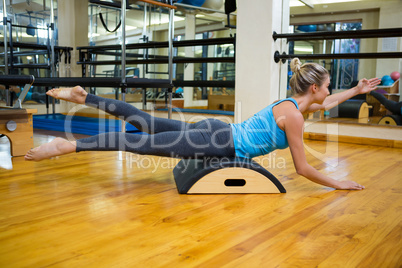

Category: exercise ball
[390, 71, 400, 81]
[308, 25, 317, 32]
[381, 75, 393, 85]
[202, 0, 223, 10]
[297, 25, 317, 32]
[382, 79, 394, 86]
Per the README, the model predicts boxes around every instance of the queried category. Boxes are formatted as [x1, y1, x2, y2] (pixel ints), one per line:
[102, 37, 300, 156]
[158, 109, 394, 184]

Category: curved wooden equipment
[173, 158, 286, 194]
[329, 99, 371, 123]
[336, 99, 370, 118]
[378, 114, 402, 126]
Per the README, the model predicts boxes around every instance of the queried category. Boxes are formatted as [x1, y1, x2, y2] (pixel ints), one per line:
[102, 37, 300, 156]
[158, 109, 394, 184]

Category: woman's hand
[336, 180, 365, 190]
[355, 78, 381, 94]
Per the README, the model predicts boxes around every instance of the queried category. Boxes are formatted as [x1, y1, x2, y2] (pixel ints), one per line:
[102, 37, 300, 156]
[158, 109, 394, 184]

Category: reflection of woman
[0, 85, 47, 104]
[370, 91, 402, 116]
[25, 58, 381, 190]
[0, 85, 20, 93]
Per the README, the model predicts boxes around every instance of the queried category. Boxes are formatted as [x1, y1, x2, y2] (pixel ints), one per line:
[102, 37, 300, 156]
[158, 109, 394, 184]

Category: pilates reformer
[0, 75, 36, 156]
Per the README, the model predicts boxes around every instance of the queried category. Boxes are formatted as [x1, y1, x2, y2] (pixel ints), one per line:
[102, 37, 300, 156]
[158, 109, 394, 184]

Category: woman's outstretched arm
[306, 77, 381, 113]
[284, 110, 364, 190]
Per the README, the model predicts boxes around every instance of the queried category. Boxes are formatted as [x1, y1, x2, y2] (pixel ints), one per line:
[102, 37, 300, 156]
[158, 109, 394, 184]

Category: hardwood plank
[356, 223, 402, 268]
[317, 192, 401, 268]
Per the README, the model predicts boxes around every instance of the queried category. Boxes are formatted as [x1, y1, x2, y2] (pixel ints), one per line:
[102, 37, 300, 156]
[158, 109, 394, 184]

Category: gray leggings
[370, 91, 402, 115]
[76, 94, 236, 158]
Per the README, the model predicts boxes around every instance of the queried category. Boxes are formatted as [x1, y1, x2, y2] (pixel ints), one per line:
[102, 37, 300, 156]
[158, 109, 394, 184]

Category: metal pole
[273, 27, 402, 42]
[3, 0, 8, 75]
[335, 41, 340, 90]
[50, 0, 56, 114]
[121, 0, 126, 92]
[3, 0, 10, 106]
[167, 8, 174, 119]
[274, 50, 402, 63]
[50, 0, 55, 77]
[121, 0, 126, 132]
[142, 3, 147, 80]
[89, 5, 93, 45]
[142, 3, 147, 36]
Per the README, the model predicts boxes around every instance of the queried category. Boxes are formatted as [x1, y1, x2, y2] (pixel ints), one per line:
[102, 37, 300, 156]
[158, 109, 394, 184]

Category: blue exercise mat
[33, 113, 142, 136]
[157, 108, 234, 116]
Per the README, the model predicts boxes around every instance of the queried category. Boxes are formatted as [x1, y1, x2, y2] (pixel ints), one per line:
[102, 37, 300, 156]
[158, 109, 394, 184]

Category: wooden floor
[0, 130, 401, 267]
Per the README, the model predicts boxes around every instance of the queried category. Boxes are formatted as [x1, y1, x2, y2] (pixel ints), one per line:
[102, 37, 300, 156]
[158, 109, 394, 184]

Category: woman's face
[316, 76, 330, 103]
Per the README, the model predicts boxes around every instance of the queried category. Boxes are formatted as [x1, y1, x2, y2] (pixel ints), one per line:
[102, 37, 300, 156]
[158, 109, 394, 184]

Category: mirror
[289, 2, 401, 128]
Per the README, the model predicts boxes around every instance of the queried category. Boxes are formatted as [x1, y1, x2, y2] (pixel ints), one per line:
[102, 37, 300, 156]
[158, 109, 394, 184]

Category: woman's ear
[310, 84, 317, 94]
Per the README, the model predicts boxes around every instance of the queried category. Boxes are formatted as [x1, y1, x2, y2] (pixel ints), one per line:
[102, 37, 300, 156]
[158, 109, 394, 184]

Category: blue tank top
[230, 98, 299, 158]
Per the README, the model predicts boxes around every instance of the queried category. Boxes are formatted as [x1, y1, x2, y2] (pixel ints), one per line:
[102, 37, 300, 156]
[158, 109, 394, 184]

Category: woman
[0, 84, 47, 103]
[25, 58, 381, 190]
[370, 90, 402, 116]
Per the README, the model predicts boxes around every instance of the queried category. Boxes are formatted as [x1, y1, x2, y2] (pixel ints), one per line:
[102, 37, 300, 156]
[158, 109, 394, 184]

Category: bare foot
[46, 86, 88, 104]
[25, 138, 77, 161]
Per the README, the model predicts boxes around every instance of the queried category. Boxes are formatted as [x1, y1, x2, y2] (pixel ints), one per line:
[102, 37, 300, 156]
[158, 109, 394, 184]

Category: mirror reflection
[289, 4, 401, 128]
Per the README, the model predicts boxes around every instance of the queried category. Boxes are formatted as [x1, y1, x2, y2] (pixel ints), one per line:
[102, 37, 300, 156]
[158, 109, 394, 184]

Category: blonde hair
[289, 58, 329, 95]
